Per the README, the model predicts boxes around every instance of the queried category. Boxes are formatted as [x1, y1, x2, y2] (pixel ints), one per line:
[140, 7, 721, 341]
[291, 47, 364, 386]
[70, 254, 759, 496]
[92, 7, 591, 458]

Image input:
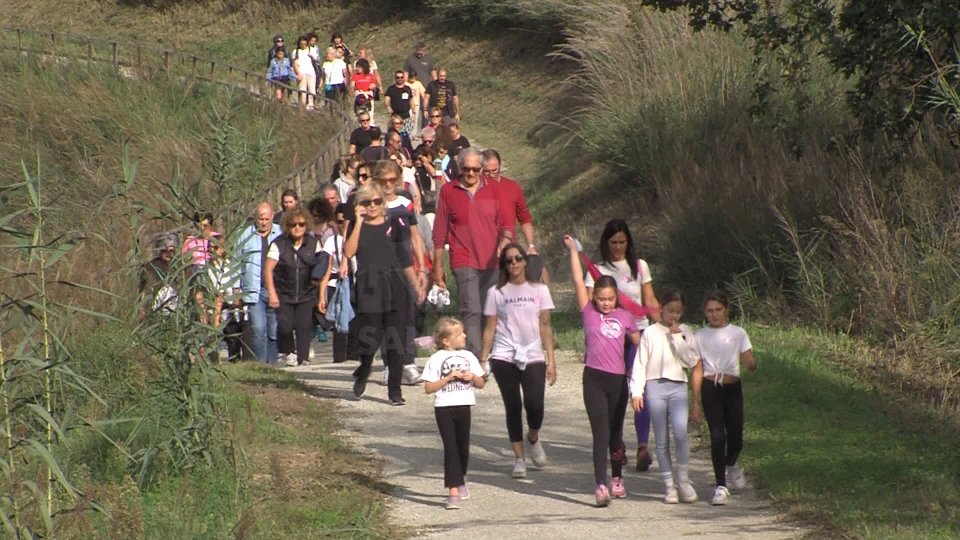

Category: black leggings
[582, 366, 628, 485]
[277, 300, 315, 365]
[435, 405, 472, 488]
[701, 381, 745, 486]
[491, 360, 546, 443]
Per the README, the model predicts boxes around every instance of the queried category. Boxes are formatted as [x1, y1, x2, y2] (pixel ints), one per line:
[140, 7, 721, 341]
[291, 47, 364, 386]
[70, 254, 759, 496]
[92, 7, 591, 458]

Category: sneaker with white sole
[726, 464, 746, 490]
[511, 458, 527, 478]
[402, 364, 421, 385]
[458, 483, 469, 500]
[381, 366, 389, 386]
[284, 353, 298, 367]
[528, 438, 547, 468]
[595, 484, 611, 507]
[664, 484, 679, 504]
[711, 485, 730, 506]
[444, 495, 461, 510]
[678, 482, 698, 503]
[611, 476, 626, 498]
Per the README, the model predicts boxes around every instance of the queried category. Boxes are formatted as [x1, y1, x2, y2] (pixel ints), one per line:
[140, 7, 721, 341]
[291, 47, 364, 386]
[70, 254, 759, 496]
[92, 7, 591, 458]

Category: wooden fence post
[16, 29, 22, 59]
[87, 40, 93, 62]
[50, 33, 56, 57]
[163, 50, 170, 75]
[191, 55, 198, 78]
[209, 61, 216, 80]
[111, 42, 118, 67]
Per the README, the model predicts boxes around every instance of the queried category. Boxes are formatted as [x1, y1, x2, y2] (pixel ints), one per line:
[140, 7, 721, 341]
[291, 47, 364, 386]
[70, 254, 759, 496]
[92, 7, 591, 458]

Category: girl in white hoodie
[629, 288, 700, 504]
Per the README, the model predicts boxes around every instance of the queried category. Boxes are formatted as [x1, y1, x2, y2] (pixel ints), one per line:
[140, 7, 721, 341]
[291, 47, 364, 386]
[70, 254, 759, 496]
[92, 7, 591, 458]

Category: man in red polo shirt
[433, 147, 515, 355]
[480, 149, 538, 256]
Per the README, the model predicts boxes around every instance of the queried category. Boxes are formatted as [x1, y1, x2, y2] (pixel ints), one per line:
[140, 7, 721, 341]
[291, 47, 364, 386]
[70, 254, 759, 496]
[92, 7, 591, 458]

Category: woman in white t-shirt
[291, 36, 317, 109]
[584, 219, 660, 472]
[480, 243, 556, 480]
[320, 47, 349, 102]
[421, 317, 486, 510]
[691, 290, 757, 506]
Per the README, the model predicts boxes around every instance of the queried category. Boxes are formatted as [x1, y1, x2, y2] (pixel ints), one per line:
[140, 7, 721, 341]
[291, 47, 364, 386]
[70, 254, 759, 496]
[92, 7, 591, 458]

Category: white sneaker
[308, 347, 315, 361]
[402, 364, 421, 385]
[528, 439, 547, 468]
[284, 353, 298, 367]
[664, 485, 679, 504]
[711, 485, 730, 506]
[511, 458, 527, 478]
[381, 367, 389, 386]
[677, 482, 698, 503]
[727, 464, 746, 490]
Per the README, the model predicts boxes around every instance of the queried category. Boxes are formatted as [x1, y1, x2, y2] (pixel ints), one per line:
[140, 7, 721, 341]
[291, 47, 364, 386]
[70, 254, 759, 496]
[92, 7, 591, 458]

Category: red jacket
[432, 179, 515, 270]
[494, 175, 533, 227]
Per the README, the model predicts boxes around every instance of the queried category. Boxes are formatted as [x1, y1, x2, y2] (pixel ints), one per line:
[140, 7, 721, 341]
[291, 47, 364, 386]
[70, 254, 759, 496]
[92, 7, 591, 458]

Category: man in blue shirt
[234, 201, 282, 363]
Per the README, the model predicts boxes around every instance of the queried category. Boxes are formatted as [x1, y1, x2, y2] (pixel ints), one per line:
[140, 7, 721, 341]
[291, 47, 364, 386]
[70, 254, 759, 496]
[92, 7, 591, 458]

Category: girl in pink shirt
[563, 235, 640, 507]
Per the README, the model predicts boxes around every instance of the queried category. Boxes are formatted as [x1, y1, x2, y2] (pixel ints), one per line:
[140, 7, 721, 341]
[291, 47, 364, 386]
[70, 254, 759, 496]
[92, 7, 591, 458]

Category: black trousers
[352, 284, 413, 400]
[277, 300, 315, 365]
[582, 366, 628, 485]
[435, 405, 472, 488]
[701, 380, 745, 486]
[491, 360, 546, 443]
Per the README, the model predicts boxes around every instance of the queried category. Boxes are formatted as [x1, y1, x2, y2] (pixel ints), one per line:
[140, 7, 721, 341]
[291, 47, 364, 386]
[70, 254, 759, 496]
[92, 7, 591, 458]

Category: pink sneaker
[594, 484, 611, 507]
[611, 476, 626, 498]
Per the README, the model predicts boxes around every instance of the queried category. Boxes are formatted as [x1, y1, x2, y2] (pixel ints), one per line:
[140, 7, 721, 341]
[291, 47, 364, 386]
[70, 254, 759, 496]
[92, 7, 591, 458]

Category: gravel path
[288, 341, 802, 539]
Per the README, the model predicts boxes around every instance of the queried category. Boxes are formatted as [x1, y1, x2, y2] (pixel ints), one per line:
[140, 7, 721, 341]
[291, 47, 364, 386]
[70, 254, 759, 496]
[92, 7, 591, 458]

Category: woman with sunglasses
[479, 244, 556, 479]
[344, 184, 426, 405]
[264, 206, 324, 367]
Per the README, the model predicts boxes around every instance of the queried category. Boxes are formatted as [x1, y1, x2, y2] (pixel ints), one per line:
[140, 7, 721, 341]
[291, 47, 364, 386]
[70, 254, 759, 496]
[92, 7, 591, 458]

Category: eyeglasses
[482, 168, 500, 175]
[358, 198, 383, 207]
[359, 118, 371, 123]
[379, 175, 398, 183]
[429, 114, 441, 118]
[505, 254, 525, 264]
[291, 222, 307, 228]
[395, 76, 404, 80]
[422, 138, 435, 144]
[462, 166, 481, 173]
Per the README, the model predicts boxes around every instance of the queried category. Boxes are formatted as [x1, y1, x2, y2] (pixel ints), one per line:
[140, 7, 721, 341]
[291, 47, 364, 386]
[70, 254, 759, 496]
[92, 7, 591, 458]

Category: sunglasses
[422, 138, 435, 144]
[429, 114, 441, 118]
[291, 222, 307, 228]
[358, 172, 370, 179]
[358, 197, 383, 207]
[359, 118, 371, 123]
[379, 175, 399, 183]
[505, 254, 525, 264]
[462, 166, 481, 173]
[395, 76, 404, 80]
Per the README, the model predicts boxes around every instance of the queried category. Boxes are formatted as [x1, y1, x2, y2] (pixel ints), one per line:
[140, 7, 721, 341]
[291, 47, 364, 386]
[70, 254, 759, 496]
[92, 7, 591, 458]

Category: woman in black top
[265, 207, 324, 367]
[344, 184, 425, 405]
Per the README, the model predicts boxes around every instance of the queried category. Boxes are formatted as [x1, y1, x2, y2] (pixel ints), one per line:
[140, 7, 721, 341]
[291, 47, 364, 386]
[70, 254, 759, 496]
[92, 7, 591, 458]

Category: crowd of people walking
[138, 30, 757, 514]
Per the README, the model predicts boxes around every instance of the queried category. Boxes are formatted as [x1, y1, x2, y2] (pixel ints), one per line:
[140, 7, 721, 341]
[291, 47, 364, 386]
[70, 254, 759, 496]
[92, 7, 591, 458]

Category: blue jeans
[247, 288, 278, 363]
[646, 379, 690, 482]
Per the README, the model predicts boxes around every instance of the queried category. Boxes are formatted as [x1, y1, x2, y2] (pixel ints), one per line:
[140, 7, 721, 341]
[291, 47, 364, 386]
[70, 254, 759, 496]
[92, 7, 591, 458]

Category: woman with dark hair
[585, 219, 661, 472]
[291, 35, 317, 110]
[264, 206, 324, 367]
[183, 211, 218, 272]
[479, 243, 556, 479]
[350, 58, 378, 122]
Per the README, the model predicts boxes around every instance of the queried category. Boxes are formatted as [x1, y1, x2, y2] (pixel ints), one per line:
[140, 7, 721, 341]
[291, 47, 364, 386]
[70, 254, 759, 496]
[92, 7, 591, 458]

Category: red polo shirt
[494, 175, 533, 226]
[433, 179, 515, 270]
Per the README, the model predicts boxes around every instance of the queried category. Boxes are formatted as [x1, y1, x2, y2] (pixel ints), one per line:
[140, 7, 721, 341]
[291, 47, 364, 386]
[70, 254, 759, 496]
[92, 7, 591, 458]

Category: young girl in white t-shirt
[421, 317, 486, 510]
[691, 290, 757, 506]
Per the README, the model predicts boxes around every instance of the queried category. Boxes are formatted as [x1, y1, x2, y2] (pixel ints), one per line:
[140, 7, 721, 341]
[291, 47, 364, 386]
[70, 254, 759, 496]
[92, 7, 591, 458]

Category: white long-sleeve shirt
[628, 323, 700, 399]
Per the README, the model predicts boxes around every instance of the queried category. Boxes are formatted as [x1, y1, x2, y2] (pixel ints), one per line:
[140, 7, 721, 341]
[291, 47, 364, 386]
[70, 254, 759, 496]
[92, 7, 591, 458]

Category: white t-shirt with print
[321, 234, 344, 288]
[584, 258, 652, 329]
[420, 349, 485, 407]
[483, 282, 554, 367]
[293, 48, 316, 77]
[695, 324, 752, 378]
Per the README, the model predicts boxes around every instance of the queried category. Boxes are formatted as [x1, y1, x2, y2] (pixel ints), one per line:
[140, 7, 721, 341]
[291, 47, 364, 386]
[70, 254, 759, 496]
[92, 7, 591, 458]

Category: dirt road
[289, 344, 801, 539]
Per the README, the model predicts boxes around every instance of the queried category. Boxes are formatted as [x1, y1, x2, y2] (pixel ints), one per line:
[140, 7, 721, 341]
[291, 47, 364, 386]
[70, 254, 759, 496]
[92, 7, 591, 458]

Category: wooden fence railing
[0, 26, 353, 215]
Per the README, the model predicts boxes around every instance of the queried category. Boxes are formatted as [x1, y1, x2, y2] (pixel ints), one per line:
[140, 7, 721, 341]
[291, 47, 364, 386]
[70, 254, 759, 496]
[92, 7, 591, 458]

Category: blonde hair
[354, 184, 384, 208]
[433, 317, 464, 350]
